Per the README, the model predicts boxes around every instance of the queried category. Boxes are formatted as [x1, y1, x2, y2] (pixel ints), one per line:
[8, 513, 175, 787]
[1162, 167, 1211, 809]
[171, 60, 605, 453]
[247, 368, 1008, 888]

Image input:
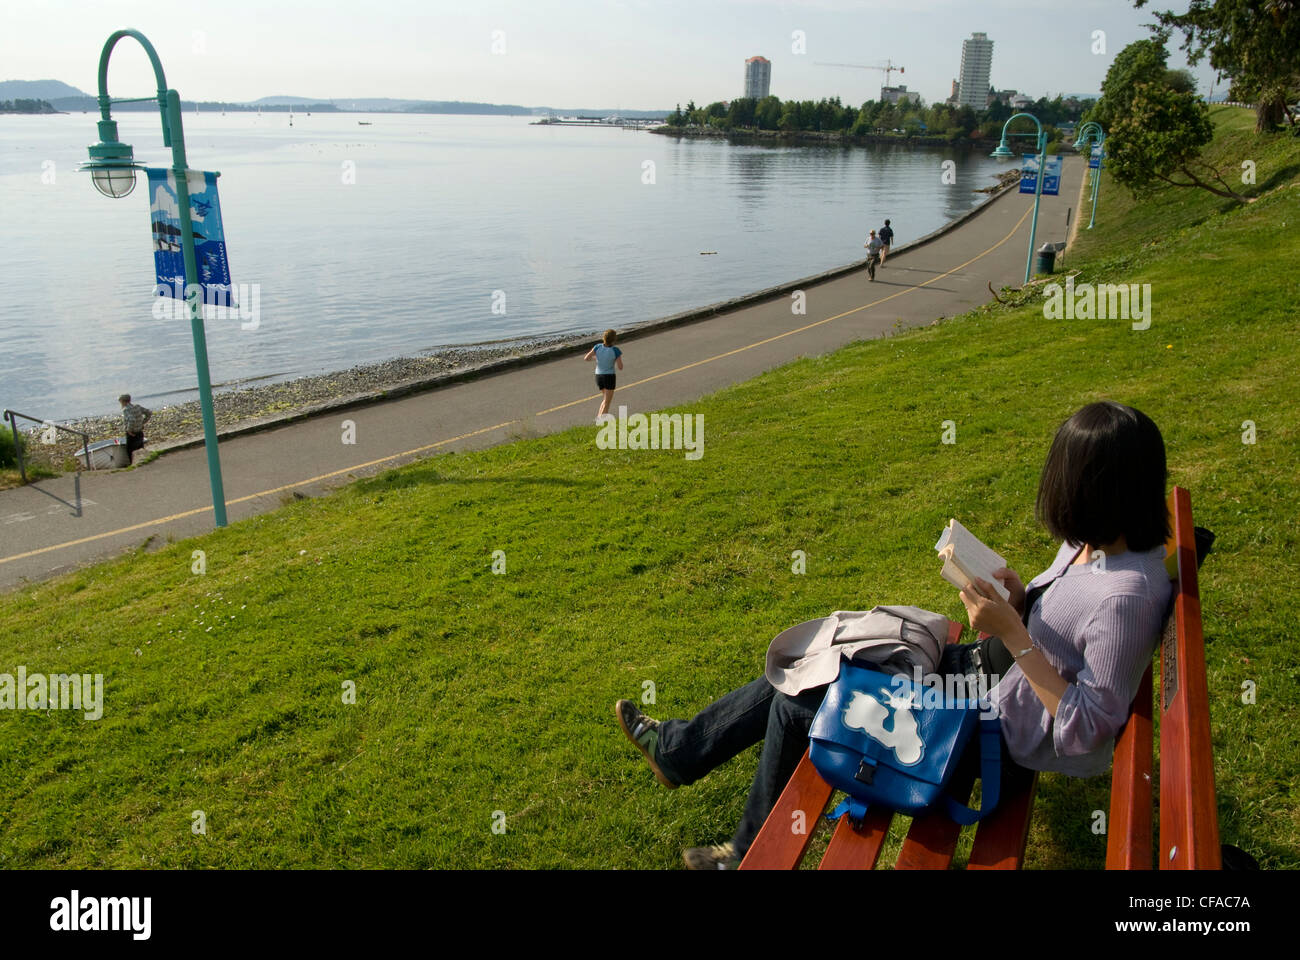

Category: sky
[2, 0, 1221, 109]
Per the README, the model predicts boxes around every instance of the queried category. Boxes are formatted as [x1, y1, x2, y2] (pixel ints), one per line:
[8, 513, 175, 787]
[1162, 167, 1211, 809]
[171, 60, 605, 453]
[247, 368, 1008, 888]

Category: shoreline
[16, 337, 578, 468]
[649, 124, 1004, 149]
[15, 170, 1023, 470]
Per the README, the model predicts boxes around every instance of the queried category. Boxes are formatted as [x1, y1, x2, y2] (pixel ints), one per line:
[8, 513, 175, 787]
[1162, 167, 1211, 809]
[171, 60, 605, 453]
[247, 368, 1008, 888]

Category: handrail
[3, 409, 92, 483]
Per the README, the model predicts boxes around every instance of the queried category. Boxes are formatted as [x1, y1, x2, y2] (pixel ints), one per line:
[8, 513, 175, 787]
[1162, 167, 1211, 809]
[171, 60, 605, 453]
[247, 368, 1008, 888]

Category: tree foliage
[1134, 0, 1300, 131]
[1094, 39, 1252, 202]
[0, 98, 55, 114]
[661, 92, 1093, 143]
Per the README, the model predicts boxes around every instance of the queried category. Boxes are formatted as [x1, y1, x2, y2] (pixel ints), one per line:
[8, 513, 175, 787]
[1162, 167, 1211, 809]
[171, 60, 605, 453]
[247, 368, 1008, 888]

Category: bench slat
[738, 751, 833, 869]
[1106, 665, 1154, 869]
[819, 807, 894, 870]
[896, 764, 976, 869]
[967, 764, 1038, 869]
[1160, 487, 1221, 869]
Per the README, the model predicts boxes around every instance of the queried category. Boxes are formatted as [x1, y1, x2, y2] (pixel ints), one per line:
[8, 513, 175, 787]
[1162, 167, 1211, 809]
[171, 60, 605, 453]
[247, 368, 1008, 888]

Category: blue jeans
[652, 644, 991, 859]
[654, 675, 830, 857]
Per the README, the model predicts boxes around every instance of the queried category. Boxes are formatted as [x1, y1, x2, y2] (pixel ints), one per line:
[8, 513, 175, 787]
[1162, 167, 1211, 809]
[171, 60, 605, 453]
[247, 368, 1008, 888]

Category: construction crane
[814, 59, 907, 89]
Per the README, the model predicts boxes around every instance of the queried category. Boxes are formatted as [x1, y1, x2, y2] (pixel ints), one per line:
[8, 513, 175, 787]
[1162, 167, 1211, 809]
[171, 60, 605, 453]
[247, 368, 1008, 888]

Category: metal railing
[3, 409, 91, 483]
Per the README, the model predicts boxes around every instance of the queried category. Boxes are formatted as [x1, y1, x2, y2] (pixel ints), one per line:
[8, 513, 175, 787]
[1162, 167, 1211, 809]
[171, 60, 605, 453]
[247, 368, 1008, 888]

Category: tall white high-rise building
[744, 56, 771, 100]
[957, 32, 994, 111]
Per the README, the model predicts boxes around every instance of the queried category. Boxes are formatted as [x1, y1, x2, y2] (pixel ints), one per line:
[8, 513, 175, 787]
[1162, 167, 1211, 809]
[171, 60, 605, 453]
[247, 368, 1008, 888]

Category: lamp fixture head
[81, 118, 143, 198]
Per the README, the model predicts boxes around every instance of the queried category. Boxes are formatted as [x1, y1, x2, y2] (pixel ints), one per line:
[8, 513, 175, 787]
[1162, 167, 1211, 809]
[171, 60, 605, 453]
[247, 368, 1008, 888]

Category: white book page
[935, 519, 1010, 600]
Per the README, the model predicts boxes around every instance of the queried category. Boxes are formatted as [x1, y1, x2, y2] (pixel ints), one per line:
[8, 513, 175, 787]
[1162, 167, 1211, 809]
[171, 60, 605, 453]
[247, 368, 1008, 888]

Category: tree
[1107, 75, 1252, 202]
[1134, 0, 1300, 131]
[1166, 69, 1197, 94]
[756, 95, 781, 130]
[1090, 38, 1183, 130]
[727, 97, 757, 128]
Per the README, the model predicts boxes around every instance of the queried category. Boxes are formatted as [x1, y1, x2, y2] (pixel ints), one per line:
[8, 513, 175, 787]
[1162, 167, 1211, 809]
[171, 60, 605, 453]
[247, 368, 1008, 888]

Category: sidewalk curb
[148, 177, 1024, 458]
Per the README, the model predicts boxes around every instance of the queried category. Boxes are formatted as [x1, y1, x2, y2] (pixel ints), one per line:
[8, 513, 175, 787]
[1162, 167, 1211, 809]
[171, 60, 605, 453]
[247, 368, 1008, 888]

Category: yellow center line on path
[2, 203, 1033, 568]
[0, 419, 520, 565]
[535, 203, 1034, 416]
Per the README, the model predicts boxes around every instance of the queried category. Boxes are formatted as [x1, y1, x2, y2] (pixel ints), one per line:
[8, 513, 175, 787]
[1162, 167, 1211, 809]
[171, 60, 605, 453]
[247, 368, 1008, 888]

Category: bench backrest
[1107, 486, 1219, 868]
[1158, 486, 1220, 868]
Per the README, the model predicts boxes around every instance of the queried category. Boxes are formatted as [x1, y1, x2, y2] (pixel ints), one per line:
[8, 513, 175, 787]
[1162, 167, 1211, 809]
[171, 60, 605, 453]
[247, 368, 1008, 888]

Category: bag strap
[942, 716, 1002, 825]
[827, 796, 871, 823]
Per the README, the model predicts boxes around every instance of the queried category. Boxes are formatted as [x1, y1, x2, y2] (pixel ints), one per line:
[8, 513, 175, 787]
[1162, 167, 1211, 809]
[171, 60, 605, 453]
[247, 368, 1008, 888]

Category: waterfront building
[744, 56, 771, 100]
[944, 79, 960, 108]
[881, 84, 921, 105]
[957, 32, 994, 111]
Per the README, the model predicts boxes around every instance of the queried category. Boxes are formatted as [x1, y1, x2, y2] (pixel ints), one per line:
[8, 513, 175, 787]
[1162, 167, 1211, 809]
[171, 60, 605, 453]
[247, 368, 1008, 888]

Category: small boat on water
[358, 121, 372, 125]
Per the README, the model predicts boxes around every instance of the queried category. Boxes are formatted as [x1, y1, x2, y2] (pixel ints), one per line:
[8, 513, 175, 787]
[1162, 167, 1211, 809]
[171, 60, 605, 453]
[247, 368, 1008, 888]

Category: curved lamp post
[79, 29, 228, 527]
[990, 112, 1048, 283]
[1073, 120, 1106, 230]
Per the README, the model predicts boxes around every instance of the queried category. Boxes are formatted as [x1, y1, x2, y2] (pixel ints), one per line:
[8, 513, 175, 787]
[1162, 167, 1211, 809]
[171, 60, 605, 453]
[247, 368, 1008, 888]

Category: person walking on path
[863, 230, 883, 281]
[584, 329, 624, 422]
[118, 394, 152, 464]
[879, 219, 895, 266]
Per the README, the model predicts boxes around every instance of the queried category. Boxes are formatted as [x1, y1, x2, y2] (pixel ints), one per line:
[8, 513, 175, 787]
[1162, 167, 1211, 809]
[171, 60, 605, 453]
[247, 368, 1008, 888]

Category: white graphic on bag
[841, 687, 924, 765]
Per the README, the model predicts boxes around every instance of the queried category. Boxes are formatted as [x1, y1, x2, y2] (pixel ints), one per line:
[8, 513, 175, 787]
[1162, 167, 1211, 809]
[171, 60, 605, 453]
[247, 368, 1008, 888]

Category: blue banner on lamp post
[1019, 154, 1062, 196]
[1090, 143, 1103, 169]
[145, 168, 236, 307]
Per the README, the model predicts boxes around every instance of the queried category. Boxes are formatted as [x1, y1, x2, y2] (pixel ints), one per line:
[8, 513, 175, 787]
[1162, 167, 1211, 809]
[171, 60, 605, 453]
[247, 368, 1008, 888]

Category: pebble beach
[15, 337, 575, 470]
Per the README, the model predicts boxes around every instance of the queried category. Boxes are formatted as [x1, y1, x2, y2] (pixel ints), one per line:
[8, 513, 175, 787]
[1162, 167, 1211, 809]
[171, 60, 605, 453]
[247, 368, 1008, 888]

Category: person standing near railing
[118, 394, 152, 464]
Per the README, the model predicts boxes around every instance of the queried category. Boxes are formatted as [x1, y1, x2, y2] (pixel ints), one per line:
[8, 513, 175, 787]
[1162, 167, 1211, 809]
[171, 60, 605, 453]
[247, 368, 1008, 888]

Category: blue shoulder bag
[808, 659, 1002, 824]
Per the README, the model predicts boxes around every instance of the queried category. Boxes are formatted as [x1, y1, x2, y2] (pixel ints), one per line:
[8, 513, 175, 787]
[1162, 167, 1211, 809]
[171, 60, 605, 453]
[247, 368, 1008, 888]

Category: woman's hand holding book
[992, 567, 1026, 617]
[959, 577, 1025, 641]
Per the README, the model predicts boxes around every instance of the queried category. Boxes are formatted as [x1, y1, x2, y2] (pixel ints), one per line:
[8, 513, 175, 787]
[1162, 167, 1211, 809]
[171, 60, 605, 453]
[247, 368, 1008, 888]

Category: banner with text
[1019, 154, 1062, 196]
[145, 168, 236, 308]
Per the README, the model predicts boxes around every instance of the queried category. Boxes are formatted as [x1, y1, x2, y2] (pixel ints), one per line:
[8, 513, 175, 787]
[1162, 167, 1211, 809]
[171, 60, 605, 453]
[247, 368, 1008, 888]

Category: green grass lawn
[2, 108, 1297, 869]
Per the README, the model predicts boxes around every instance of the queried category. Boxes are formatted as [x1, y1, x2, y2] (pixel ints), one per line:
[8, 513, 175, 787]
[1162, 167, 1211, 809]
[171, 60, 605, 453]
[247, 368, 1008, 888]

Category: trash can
[1035, 243, 1057, 275]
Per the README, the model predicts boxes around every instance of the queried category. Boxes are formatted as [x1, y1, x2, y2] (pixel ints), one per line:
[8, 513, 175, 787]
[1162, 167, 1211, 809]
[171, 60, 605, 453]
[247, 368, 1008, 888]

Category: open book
[934, 519, 1011, 601]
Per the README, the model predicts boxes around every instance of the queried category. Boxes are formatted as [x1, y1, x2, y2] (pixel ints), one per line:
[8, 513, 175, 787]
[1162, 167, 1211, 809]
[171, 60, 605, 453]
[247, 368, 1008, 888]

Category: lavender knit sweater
[989, 541, 1171, 777]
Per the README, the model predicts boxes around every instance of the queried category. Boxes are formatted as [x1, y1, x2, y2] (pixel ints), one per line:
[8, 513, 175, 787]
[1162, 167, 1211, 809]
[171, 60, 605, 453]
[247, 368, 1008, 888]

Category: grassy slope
[1, 107, 1296, 869]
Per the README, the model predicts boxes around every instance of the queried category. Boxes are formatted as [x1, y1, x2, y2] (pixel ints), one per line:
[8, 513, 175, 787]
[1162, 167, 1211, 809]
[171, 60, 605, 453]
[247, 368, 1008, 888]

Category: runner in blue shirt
[584, 329, 624, 422]
[879, 219, 895, 266]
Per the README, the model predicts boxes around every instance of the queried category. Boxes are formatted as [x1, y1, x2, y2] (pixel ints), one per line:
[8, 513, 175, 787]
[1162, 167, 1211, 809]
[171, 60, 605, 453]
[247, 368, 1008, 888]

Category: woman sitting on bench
[615, 400, 1174, 869]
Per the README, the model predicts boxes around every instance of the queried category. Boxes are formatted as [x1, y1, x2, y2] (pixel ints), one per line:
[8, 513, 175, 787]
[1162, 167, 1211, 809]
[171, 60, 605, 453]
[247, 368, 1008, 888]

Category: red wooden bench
[740, 487, 1218, 870]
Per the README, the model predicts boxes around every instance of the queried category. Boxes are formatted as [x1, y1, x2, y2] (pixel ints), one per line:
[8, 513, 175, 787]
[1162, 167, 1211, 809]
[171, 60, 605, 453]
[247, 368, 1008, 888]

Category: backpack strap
[942, 715, 1002, 825]
[827, 796, 872, 824]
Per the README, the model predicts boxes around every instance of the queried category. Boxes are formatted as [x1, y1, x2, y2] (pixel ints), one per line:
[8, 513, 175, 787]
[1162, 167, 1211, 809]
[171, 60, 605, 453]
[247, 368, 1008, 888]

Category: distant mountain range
[0, 79, 669, 118]
[0, 79, 89, 100]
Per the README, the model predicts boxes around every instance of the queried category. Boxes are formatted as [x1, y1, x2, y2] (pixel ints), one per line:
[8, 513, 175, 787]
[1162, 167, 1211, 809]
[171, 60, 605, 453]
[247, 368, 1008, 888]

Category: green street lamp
[79, 29, 228, 527]
[990, 112, 1049, 283]
[1073, 120, 1106, 230]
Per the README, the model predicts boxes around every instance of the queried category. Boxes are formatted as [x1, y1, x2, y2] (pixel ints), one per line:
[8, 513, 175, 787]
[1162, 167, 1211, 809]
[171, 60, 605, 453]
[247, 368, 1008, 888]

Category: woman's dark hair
[1036, 401, 1170, 552]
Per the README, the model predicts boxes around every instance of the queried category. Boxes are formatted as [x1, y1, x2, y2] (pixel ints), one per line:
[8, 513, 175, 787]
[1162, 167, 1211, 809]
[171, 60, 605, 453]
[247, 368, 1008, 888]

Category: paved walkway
[0, 158, 1083, 590]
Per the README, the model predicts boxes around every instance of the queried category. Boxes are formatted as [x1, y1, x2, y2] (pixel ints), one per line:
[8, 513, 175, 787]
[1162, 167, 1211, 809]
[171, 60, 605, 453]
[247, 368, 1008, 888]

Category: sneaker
[683, 842, 739, 870]
[615, 700, 676, 789]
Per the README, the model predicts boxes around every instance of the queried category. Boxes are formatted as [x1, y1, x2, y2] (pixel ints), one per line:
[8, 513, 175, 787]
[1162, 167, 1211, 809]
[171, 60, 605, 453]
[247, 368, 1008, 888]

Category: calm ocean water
[0, 112, 1009, 421]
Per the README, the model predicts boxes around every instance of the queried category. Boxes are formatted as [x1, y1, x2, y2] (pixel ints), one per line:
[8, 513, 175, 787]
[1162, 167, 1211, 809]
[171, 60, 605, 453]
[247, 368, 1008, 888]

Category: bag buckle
[854, 759, 876, 785]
